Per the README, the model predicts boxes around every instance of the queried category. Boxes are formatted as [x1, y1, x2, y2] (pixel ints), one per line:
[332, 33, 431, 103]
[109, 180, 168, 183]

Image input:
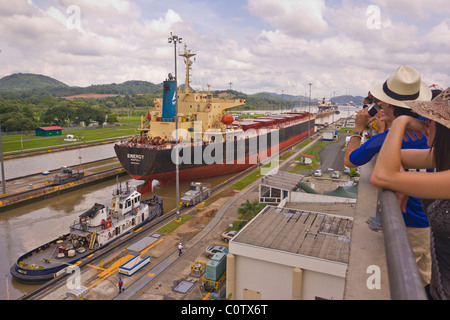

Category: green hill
[0, 73, 68, 93]
[0, 73, 363, 107]
[0, 73, 163, 96]
[83, 80, 163, 95]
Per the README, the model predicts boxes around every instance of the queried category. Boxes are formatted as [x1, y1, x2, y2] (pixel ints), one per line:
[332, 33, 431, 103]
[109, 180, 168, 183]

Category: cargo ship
[10, 183, 163, 283]
[114, 44, 315, 190]
[317, 97, 339, 114]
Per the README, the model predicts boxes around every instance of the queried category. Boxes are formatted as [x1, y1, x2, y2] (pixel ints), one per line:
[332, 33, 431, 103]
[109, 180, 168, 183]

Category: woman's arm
[400, 148, 435, 170]
[371, 116, 450, 199]
[344, 108, 376, 168]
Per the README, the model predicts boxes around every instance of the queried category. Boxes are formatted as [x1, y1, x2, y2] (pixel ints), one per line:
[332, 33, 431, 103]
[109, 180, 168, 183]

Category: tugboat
[114, 43, 315, 191]
[10, 182, 163, 283]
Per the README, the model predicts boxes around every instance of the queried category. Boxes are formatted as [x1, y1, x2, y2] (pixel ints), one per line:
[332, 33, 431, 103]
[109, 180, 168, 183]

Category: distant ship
[114, 44, 315, 190]
[317, 97, 339, 114]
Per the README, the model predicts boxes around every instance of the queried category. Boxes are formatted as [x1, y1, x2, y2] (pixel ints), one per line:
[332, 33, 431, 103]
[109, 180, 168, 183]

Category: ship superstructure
[135, 44, 245, 145]
[317, 97, 338, 113]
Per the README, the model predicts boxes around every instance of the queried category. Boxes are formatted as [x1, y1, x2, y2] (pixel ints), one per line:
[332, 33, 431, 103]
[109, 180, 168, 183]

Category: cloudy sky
[0, 0, 449, 98]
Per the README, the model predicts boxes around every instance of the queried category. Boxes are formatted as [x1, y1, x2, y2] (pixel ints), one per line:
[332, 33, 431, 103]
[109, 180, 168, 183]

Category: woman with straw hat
[346, 66, 433, 287]
[371, 88, 450, 300]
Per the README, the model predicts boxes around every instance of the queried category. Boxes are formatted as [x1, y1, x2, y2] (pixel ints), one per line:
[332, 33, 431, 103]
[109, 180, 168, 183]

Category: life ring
[104, 221, 112, 229]
[80, 216, 87, 223]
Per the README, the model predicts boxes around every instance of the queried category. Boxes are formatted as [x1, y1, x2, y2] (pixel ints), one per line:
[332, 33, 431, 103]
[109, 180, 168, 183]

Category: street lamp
[168, 32, 182, 221]
[308, 83, 312, 138]
[0, 121, 6, 195]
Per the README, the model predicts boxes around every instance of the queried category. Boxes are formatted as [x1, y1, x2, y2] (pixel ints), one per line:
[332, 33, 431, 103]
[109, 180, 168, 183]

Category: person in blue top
[344, 66, 434, 287]
[118, 276, 124, 294]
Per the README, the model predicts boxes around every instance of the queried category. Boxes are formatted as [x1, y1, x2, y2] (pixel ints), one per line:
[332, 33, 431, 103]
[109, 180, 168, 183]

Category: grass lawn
[2, 125, 139, 154]
[156, 214, 193, 234]
[289, 139, 335, 174]
[231, 170, 261, 190]
[280, 151, 294, 160]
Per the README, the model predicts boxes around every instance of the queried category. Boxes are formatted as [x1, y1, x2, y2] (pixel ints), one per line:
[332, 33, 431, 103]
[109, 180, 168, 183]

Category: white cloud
[373, 0, 450, 20]
[0, 0, 448, 97]
[247, 0, 328, 38]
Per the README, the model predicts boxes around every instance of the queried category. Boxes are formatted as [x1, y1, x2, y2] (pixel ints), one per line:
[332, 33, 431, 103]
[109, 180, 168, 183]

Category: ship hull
[115, 118, 315, 188]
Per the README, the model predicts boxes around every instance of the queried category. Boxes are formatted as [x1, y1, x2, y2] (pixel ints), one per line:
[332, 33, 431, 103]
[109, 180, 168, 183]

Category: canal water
[0, 105, 358, 299]
[1, 143, 117, 180]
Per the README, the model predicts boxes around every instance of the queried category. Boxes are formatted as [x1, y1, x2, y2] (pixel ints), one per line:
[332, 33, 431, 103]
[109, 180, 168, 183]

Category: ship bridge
[140, 44, 245, 142]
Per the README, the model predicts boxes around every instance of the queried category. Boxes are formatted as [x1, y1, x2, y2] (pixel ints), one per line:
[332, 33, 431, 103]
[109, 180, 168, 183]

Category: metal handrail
[379, 189, 427, 300]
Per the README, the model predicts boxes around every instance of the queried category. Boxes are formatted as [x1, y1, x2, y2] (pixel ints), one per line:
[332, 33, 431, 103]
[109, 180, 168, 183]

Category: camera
[368, 103, 380, 117]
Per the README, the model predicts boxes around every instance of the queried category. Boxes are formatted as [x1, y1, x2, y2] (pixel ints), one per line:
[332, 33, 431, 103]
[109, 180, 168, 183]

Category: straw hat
[370, 66, 432, 109]
[404, 87, 450, 129]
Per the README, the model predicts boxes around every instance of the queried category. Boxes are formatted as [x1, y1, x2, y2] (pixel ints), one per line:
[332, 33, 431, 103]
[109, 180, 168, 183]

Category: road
[317, 132, 348, 173]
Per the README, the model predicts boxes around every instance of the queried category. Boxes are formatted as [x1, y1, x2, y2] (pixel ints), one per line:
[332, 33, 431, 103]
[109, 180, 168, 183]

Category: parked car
[343, 166, 351, 174]
[205, 245, 229, 258]
[332, 170, 341, 178]
[221, 230, 238, 242]
[314, 169, 323, 177]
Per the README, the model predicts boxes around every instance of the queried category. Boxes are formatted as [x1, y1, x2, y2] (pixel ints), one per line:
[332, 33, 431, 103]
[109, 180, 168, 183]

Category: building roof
[260, 171, 303, 191]
[36, 126, 64, 131]
[232, 205, 353, 264]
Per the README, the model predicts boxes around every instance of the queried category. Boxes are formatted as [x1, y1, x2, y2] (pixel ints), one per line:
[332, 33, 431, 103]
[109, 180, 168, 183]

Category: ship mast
[179, 43, 196, 94]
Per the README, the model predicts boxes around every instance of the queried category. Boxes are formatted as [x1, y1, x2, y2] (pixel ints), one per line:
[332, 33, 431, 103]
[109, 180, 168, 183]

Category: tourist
[118, 276, 124, 294]
[178, 242, 183, 256]
[371, 87, 450, 300]
[361, 92, 383, 137]
[344, 66, 433, 286]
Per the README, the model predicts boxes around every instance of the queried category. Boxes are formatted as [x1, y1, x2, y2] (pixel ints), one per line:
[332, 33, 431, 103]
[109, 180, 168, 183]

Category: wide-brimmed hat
[370, 66, 432, 109]
[404, 87, 450, 129]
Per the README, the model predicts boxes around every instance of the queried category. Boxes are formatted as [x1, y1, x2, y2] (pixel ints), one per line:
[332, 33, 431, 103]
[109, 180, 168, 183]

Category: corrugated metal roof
[232, 205, 353, 263]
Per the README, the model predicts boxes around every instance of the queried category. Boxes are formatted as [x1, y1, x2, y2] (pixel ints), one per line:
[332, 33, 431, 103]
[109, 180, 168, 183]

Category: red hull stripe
[131, 128, 312, 185]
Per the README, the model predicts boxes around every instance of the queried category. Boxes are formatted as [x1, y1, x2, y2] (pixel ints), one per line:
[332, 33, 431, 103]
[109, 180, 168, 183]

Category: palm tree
[237, 200, 265, 222]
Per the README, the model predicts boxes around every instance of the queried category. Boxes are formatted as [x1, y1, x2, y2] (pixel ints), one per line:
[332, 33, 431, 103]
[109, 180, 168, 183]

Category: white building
[322, 129, 336, 141]
[226, 204, 354, 300]
[259, 171, 304, 204]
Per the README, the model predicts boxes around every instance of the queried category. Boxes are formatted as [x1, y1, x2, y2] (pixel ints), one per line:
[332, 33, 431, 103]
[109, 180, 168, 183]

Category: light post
[0, 121, 6, 195]
[308, 83, 312, 138]
[168, 33, 182, 221]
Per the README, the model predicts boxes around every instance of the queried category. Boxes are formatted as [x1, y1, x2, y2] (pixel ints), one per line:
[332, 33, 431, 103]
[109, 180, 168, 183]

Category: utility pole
[168, 33, 182, 221]
[308, 83, 312, 139]
[0, 51, 5, 195]
[0, 121, 6, 195]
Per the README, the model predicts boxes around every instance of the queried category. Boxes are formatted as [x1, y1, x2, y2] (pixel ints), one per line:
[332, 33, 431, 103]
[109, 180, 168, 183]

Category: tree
[106, 114, 118, 124]
[41, 105, 72, 126]
[3, 114, 38, 131]
[237, 200, 265, 222]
